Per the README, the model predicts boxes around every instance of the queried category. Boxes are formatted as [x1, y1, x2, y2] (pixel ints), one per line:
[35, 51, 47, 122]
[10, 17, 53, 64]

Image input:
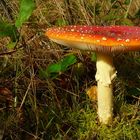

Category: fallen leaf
[86, 86, 97, 101]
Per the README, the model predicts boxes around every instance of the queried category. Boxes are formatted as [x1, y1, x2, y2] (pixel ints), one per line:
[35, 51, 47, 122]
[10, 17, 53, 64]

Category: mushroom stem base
[97, 82, 113, 124]
[95, 53, 116, 124]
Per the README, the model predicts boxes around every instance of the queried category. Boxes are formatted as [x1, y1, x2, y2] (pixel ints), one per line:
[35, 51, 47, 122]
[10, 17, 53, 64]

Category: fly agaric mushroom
[45, 25, 140, 124]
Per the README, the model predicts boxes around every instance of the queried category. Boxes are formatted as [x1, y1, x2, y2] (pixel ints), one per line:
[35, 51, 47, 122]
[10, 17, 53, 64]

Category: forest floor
[0, 0, 140, 139]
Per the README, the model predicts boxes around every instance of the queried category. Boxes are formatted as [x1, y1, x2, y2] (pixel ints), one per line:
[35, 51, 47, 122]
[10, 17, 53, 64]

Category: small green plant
[15, 0, 36, 28]
[0, 22, 18, 42]
[39, 54, 77, 79]
[0, 0, 36, 43]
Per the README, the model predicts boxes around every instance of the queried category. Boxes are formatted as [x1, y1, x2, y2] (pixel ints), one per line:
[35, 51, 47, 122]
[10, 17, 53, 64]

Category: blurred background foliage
[0, 0, 140, 139]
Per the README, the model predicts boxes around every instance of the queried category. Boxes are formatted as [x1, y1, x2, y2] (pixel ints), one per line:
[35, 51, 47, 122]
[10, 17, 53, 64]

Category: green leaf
[7, 42, 17, 49]
[47, 63, 62, 73]
[0, 22, 18, 41]
[124, 0, 130, 5]
[60, 54, 77, 71]
[39, 68, 59, 79]
[15, 0, 35, 28]
[91, 52, 97, 62]
[39, 54, 77, 79]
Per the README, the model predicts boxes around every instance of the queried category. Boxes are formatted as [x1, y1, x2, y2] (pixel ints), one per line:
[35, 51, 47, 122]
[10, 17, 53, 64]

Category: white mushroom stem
[95, 53, 117, 124]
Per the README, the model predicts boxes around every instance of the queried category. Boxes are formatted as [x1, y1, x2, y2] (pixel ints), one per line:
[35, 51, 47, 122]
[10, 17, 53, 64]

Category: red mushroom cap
[45, 25, 140, 53]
